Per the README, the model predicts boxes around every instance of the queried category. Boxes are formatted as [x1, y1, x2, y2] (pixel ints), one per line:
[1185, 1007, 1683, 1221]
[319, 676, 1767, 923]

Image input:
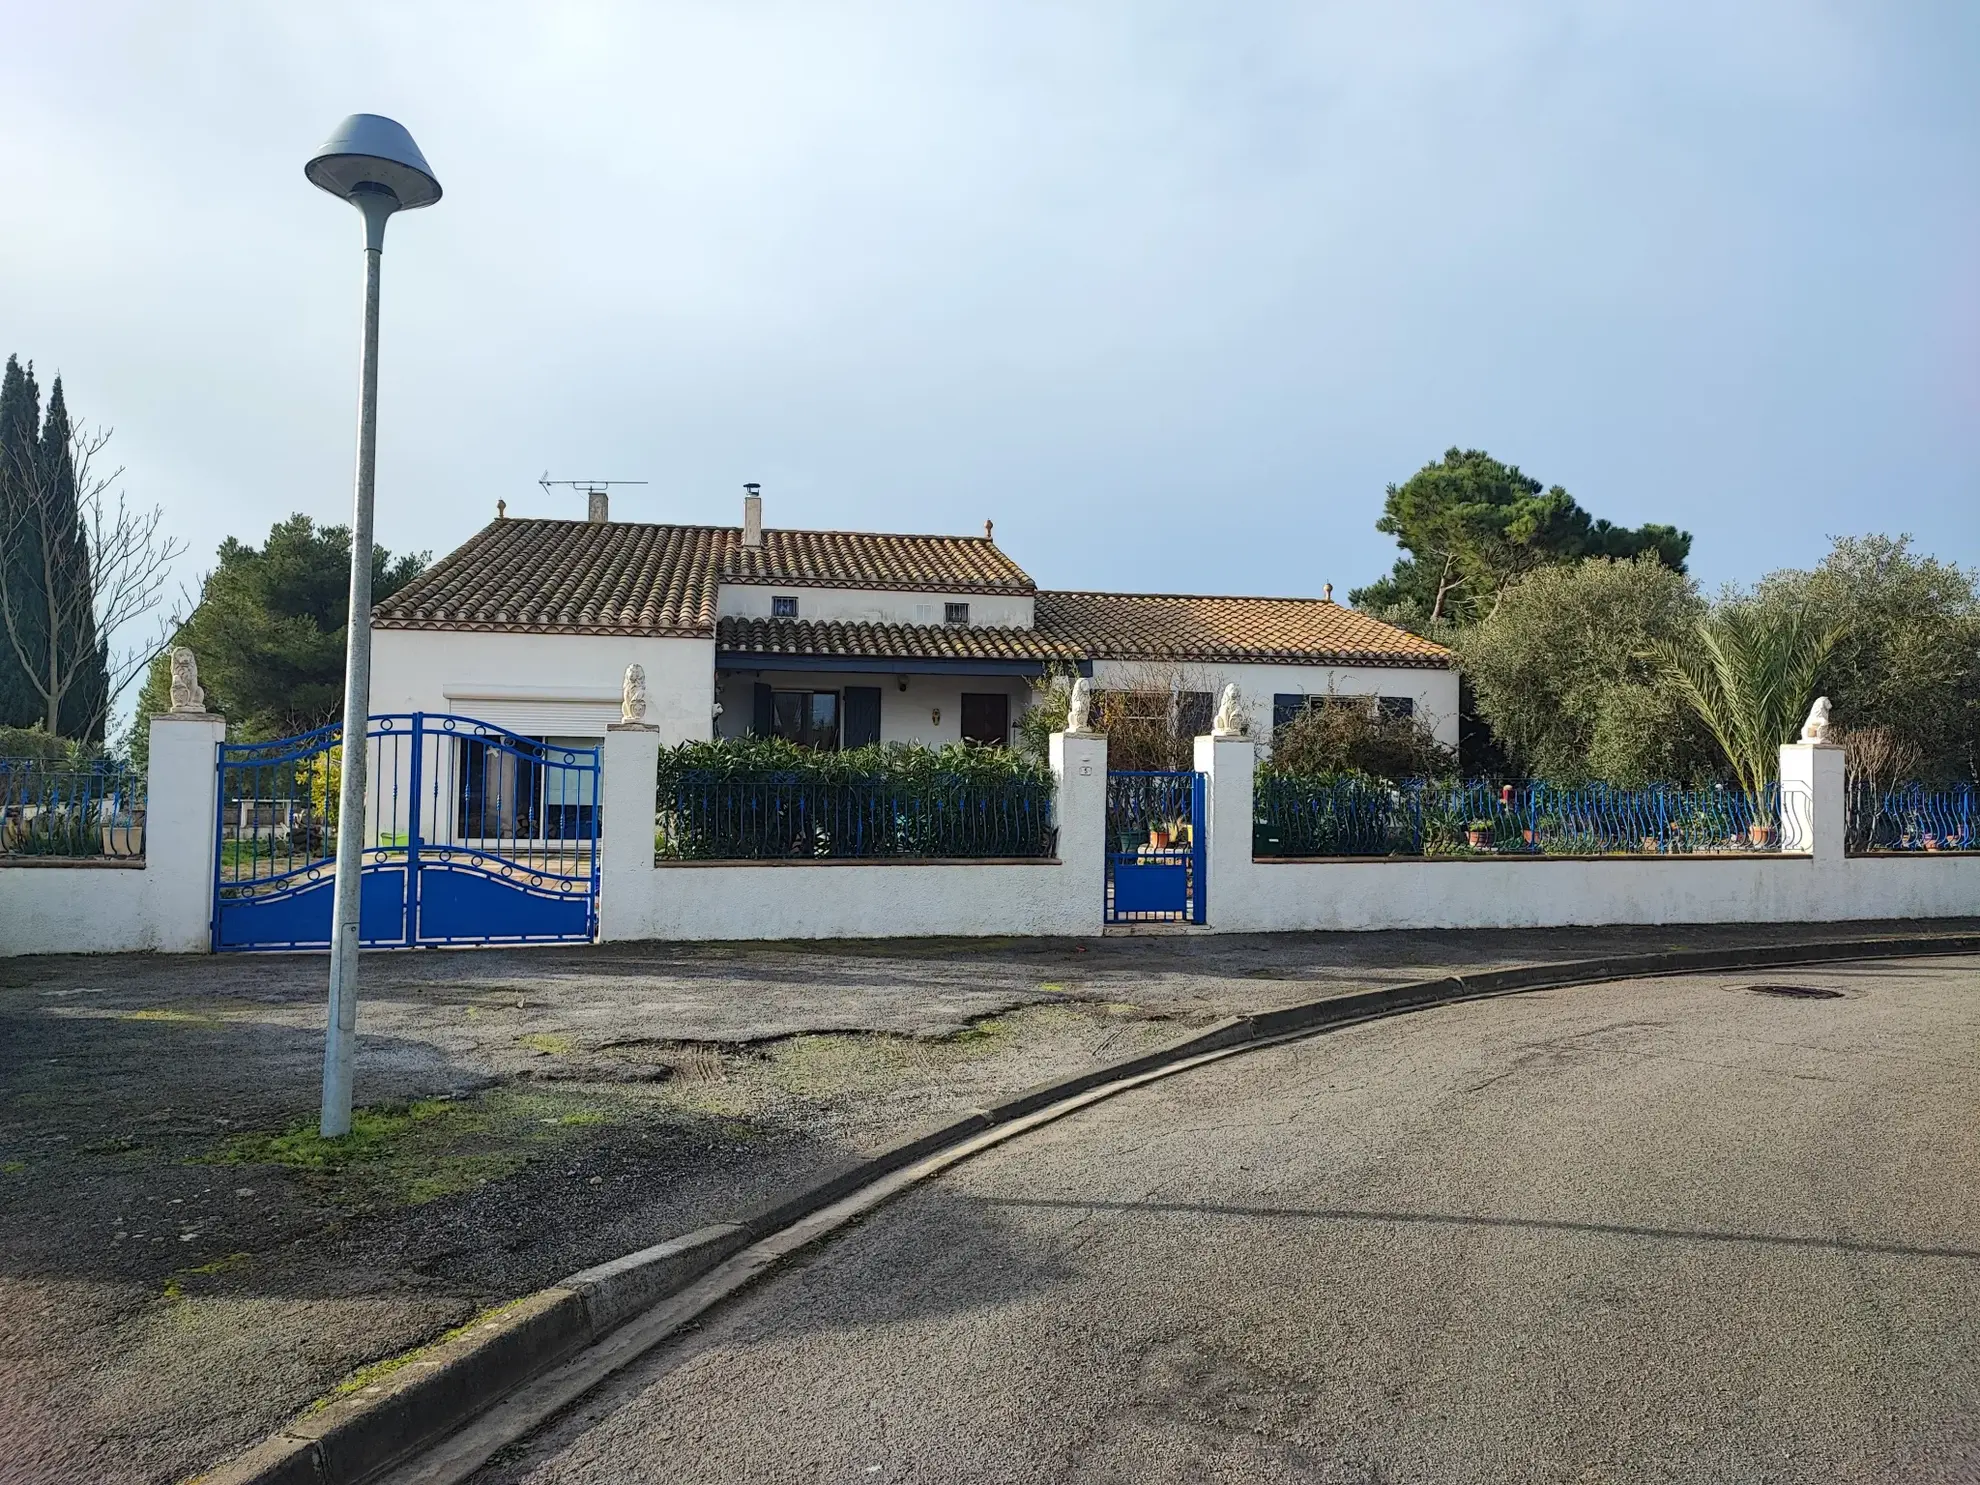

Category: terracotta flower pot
[1466, 829, 1491, 850]
[1748, 823, 1777, 847]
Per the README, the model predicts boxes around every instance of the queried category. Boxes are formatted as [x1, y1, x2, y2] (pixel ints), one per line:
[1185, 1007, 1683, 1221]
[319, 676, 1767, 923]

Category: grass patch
[120, 1007, 216, 1024]
[1, 1160, 25, 1174]
[205, 1088, 627, 1207]
[163, 1251, 249, 1302]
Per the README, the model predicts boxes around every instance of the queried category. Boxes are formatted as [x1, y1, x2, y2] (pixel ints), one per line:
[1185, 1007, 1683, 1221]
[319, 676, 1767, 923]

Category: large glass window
[771, 690, 840, 750]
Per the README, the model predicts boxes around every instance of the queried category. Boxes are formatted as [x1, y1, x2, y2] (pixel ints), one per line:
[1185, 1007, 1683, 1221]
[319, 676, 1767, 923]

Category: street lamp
[306, 114, 441, 1138]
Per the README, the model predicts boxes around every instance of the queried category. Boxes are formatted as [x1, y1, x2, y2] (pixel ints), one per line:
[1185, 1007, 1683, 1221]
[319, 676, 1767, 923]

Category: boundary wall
[6, 725, 1976, 956]
[2, 713, 223, 956]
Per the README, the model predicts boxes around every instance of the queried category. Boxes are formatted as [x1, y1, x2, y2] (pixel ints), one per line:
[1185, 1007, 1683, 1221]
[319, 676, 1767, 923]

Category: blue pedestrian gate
[213, 713, 600, 951]
[1105, 770, 1206, 924]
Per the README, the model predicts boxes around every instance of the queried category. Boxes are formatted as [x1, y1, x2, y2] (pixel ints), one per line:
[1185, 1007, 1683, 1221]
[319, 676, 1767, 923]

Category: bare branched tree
[0, 422, 184, 740]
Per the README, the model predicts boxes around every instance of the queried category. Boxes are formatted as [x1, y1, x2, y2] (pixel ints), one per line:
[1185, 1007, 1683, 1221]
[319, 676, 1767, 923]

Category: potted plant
[1747, 820, 1776, 847]
[101, 810, 144, 858]
[1465, 819, 1493, 850]
[1148, 825, 1171, 850]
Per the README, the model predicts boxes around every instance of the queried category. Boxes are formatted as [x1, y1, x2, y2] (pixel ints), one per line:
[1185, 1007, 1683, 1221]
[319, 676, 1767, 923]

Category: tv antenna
[538, 473, 648, 499]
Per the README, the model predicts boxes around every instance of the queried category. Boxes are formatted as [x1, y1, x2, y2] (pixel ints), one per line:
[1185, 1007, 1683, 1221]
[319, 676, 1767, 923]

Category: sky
[1, 1, 1975, 634]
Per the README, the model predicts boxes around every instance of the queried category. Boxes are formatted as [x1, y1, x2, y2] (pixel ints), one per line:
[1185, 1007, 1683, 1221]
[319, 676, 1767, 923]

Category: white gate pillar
[1194, 732, 1257, 930]
[147, 710, 228, 952]
[1049, 729, 1108, 936]
[1780, 739, 1845, 863]
[598, 721, 661, 942]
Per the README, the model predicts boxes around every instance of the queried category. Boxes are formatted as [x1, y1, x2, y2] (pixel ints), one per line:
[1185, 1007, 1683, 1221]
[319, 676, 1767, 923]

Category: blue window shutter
[843, 687, 882, 748]
[752, 682, 774, 737]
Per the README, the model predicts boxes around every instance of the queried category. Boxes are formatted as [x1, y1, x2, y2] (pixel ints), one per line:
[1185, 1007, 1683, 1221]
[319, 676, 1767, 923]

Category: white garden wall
[7, 714, 1978, 959]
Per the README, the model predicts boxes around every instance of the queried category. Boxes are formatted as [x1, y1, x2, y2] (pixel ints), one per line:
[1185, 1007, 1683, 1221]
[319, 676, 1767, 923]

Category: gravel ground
[468, 957, 1980, 1485]
[0, 922, 1972, 1485]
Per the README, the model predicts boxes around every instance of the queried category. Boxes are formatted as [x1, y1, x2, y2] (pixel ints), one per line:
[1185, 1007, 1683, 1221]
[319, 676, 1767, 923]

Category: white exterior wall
[1, 712, 224, 957]
[1196, 738, 1979, 932]
[602, 730, 1108, 941]
[714, 669, 1034, 748]
[718, 584, 1035, 628]
[1087, 659, 1460, 751]
[370, 629, 715, 744]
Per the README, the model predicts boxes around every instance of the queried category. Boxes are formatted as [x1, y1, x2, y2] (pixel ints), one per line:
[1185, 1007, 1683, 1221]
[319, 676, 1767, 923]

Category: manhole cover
[1746, 984, 1844, 1000]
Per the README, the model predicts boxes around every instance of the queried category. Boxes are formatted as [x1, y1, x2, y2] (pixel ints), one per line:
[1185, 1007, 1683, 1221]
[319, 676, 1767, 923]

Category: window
[768, 689, 840, 750]
[771, 595, 799, 618]
[960, 693, 1011, 746]
[944, 601, 970, 625]
[455, 735, 597, 840]
[1378, 696, 1415, 720]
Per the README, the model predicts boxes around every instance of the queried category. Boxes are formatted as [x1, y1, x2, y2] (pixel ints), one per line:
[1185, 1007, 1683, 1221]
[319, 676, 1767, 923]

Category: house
[367, 486, 1456, 754]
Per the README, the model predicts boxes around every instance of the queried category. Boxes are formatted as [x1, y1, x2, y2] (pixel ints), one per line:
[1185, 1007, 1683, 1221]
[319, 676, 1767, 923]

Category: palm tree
[1652, 603, 1843, 815]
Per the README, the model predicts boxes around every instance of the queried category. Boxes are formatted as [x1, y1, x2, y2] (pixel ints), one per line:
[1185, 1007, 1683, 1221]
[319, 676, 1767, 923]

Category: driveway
[465, 956, 1980, 1485]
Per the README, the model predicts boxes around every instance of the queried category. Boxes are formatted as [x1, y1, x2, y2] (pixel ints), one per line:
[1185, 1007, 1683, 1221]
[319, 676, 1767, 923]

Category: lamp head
[306, 114, 441, 233]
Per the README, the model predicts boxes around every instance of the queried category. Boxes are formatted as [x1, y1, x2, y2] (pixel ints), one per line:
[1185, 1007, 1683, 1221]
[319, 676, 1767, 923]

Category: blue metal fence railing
[1846, 782, 1978, 853]
[1105, 770, 1205, 923]
[654, 774, 1056, 861]
[0, 760, 146, 859]
[1254, 776, 1789, 858]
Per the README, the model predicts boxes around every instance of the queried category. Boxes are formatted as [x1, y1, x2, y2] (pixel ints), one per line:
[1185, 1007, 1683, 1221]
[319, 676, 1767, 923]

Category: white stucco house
[367, 487, 1457, 755]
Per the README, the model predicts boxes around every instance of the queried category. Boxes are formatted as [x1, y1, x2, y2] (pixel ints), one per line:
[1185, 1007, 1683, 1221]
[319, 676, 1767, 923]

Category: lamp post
[306, 115, 441, 1138]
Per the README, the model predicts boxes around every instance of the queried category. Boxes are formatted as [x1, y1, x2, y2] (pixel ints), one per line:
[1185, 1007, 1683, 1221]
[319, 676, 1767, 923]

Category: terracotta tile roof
[373, 519, 727, 635]
[716, 617, 1083, 663]
[722, 528, 1034, 593]
[374, 519, 1037, 635]
[373, 519, 1446, 668]
[1034, 591, 1452, 668]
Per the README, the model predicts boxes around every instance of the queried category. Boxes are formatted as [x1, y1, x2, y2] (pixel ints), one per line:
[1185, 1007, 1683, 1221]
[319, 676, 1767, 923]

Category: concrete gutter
[192, 930, 1980, 1485]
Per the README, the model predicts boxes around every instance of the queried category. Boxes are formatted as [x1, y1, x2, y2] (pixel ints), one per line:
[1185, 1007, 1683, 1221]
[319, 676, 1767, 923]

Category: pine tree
[0, 355, 44, 729]
[40, 379, 109, 738]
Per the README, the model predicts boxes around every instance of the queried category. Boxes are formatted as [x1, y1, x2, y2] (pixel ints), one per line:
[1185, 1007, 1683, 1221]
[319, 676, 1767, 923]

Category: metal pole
[321, 197, 392, 1138]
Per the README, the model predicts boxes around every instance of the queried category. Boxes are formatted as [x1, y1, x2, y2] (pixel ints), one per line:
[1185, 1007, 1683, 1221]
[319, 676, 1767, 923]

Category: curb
[195, 930, 1980, 1485]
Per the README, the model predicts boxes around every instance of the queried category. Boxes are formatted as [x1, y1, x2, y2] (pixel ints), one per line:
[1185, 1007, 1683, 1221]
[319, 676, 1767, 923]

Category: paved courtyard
[1, 924, 1974, 1484]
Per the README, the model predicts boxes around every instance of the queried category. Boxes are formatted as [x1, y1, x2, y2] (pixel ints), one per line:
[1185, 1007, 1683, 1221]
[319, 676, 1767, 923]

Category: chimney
[1323, 582, 1334, 601]
[742, 483, 763, 547]
[586, 487, 609, 523]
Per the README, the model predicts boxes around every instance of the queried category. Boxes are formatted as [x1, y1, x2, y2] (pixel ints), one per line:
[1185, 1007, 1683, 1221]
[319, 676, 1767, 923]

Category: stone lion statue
[621, 663, 648, 725]
[1799, 696, 1832, 743]
[1211, 683, 1243, 737]
[1066, 677, 1093, 734]
[168, 647, 205, 713]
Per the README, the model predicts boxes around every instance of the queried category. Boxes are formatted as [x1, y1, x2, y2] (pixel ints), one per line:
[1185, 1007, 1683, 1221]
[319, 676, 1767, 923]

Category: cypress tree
[0, 355, 43, 729]
[41, 379, 108, 739]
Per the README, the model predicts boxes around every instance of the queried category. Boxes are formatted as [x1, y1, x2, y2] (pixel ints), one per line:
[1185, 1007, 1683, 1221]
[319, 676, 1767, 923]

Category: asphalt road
[469, 957, 1980, 1485]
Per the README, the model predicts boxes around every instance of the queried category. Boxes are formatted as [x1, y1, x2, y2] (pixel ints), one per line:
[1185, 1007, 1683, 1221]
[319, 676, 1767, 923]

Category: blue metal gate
[1105, 770, 1206, 924]
[213, 713, 600, 951]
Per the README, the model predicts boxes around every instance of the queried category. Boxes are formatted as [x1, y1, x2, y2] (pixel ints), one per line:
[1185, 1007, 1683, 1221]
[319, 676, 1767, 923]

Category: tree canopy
[0, 356, 111, 738]
[1351, 448, 1692, 626]
[1745, 535, 1980, 781]
[1453, 556, 1716, 786]
[131, 514, 427, 759]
